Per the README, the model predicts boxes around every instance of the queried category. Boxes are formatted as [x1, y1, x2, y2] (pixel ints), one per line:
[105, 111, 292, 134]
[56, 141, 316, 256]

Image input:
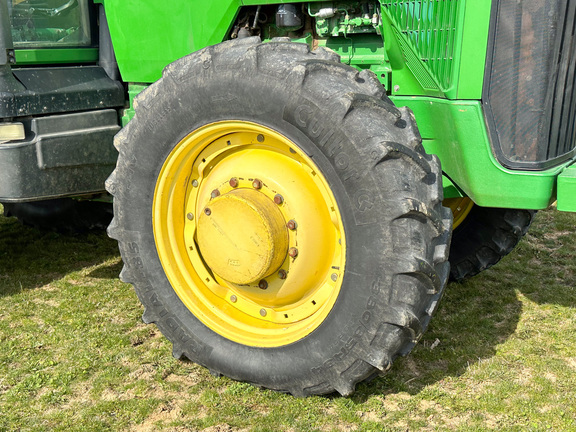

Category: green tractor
[1, 0, 575, 396]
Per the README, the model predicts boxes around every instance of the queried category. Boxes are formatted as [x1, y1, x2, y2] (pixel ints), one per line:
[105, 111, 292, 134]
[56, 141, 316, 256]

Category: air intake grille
[484, 0, 576, 168]
[381, 0, 460, 90]
[546, 2, 576, 161]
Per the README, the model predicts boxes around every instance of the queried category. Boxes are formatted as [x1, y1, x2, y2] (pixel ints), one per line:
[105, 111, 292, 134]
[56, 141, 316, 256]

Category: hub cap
[197, 188, 289, 285]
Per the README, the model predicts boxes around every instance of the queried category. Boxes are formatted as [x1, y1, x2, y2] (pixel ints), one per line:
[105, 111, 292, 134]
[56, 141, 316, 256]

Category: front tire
[447, 202, 535, 281]
[107, 38, 451, 396]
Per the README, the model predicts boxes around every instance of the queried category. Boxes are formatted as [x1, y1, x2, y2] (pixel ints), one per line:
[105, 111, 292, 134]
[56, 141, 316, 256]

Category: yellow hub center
[444, 197, 474, 229]
[197, 189, 289, 285]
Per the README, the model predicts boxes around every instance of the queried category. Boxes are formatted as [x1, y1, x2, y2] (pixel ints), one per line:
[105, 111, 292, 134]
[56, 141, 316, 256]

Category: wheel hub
[197, 188, 289, 285]
[153, 121, 346, 346]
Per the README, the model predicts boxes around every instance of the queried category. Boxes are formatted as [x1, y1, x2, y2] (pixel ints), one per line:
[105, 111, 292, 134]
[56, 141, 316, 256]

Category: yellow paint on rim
[153, 121, 346, 347]
[444, 197, 474, 229]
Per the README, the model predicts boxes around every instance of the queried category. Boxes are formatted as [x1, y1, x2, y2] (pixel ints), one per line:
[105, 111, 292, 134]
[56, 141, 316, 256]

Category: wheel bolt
[260, 308, 267, 317]
[274, 194, 284, 205]
[278, 269, 287, 280]
[288, 247, 298, 258]
[192, 179, 199, 187]
[258, 279, 268, 290]
[204, 208, 211, 216]
[230, 295, 237, 303]
[252, 179, 262, 189]
[331, 273, 338, 282]
[257, 134, 265, 143]
[286, 220, 297, 230]
[186, 213, 194, 221]
[211, 189, 220, 199]
[229, 177, 239, 188]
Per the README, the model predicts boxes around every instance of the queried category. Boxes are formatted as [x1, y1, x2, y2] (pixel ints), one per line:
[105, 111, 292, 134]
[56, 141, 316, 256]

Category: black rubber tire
[449, 206, 536, 281]
[2, 198, 112, 234]
[106, 37, 452, 396]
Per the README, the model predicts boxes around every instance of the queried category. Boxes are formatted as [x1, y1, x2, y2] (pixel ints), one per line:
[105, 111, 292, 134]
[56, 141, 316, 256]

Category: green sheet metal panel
[99, 0, 241, 83]
[557, 164, 576, 212]
[392, 96, 561, 209]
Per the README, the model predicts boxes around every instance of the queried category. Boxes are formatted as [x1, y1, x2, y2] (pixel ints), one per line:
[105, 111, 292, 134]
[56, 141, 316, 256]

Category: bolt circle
[252, 179, 262, 189]
[260, 308, 267, 317]
[186, 212, 194, 221]
[278, 269, 287, 280]
[211, 189, 220, 199]
[286, 220, 297, 230]
[274, 194, 284, 205]
[230, 295, 237, 303]
[258, 279, 268, 290]
[229, 177, 239, 188]
[204, 208, 212, 216]
[288, 247, 298, 258]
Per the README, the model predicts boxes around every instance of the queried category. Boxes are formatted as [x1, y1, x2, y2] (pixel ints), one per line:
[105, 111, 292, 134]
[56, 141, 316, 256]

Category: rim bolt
[192, 179, 199, 187]
[230, 295, 237, 303]
[288, 247, 298, 258]
[186, 213, 194, 221]
[204, 208, 212, 216]
[211, 189, 220, 199]
[260, 308, 267, 317]
[252, 179, 262, 189]
[278, 269, 287, 280]
[229, 177, 239, 188]
[331, 273, 338, 282]
[258, 279, 268, 290]
[274, 194, 284, 205]
[286, 220, 297, 230]
[257, 134, 265, 143]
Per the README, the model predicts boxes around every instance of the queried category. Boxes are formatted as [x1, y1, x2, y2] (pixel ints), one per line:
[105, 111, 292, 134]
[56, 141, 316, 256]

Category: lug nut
[260, 308, 267, 317]
[257, 134, 265, 143]
[331, 273, 338, 282]
[230, 295, 237, 303]
[204, 208, 212, 216]
[229, 177, 239, 188]
[258, 279, 268, 290]
[252, 179, 262, 189]
[288, 247, 298, 258]
[278, 269, 287, 280]
[186, 213, 194, 221]
[286, 220, 297, 230]
[211, 189, 220, 199]
[274, 194, 284, 205]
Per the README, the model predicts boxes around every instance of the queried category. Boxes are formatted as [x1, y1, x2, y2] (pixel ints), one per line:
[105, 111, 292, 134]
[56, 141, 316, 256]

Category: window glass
[9, 0, 92, 47]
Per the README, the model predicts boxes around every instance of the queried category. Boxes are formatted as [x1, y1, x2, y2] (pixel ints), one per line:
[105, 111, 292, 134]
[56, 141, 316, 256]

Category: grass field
[1, 206, 575, 431]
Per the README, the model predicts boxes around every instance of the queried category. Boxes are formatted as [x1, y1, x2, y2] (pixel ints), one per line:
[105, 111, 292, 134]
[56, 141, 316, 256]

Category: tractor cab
[0, 0, 122, 202]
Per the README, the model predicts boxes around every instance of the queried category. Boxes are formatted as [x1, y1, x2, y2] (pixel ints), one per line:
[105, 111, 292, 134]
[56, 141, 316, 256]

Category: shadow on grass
[0, 214, 120, 297]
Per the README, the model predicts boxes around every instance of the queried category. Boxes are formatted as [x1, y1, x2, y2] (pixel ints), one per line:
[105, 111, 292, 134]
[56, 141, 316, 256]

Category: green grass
[1, 207, 576, 431]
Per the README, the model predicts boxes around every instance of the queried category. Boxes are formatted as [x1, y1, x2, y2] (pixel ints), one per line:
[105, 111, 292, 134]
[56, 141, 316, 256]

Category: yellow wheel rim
[444, 197, 474, 229]
[153, 121, 346, 347]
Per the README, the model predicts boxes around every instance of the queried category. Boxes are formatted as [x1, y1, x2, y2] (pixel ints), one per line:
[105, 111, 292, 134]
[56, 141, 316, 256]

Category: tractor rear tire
[2, 198, 112, 234]
[107, 37, 452, 396]
[449, 205, 535, 281]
